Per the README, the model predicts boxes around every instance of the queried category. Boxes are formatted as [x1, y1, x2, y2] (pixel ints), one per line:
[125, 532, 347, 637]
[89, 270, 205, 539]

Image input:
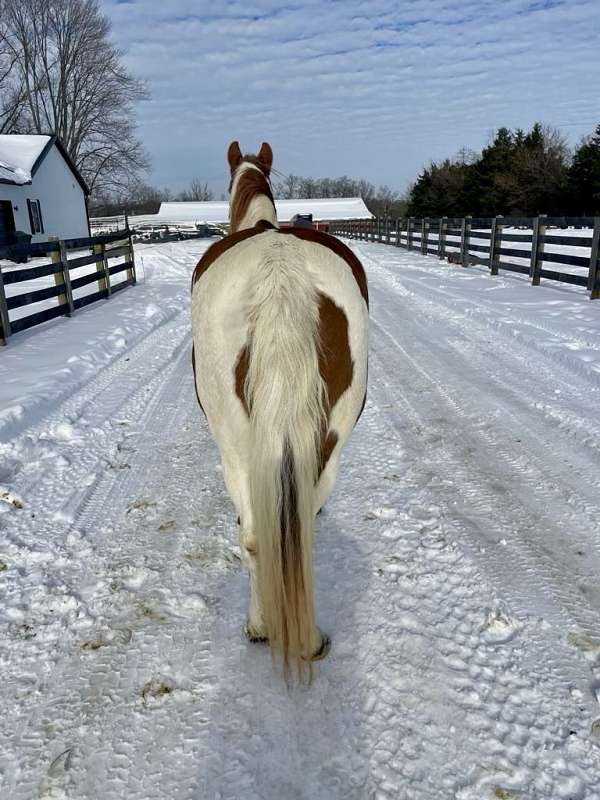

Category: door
[0, 200, 16, 241]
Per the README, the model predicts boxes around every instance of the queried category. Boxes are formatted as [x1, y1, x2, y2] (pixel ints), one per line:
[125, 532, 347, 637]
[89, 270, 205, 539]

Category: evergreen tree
[568, 124, 600, 214]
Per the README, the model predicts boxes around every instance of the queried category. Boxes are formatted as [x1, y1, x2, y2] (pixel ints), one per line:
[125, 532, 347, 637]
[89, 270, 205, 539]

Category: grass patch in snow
[126, 498, 157, 513]
[141, 678, 174, 706]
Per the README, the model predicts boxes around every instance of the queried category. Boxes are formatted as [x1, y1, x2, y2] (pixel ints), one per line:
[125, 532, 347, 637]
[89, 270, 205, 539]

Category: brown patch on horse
[191, 226, 266, 289]
[234, 343, 250, 415]
[191, 344, 205, 415]
[232, 293, 353, 476]
[280, 227, 369, 306]
[229, 166, 275, 233]
[318, 293, 354, 410]
[316, 292, 354, 474]
[255, 219, 276, 230]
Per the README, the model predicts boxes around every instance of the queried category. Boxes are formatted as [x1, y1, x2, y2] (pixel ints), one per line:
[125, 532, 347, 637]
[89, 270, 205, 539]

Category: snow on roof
[131, 197, 373, 227]
[0, 135, 51, 185]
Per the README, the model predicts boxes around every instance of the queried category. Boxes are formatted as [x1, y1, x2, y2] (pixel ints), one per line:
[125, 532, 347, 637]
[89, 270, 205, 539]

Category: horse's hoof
[244, 622, 268, 643]
[308, 633, 331, 661]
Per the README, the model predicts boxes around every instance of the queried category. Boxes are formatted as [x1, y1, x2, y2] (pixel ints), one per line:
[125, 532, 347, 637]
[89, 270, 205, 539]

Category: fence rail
[89, 214, 129, 234]
[330, 216, 600, 300]
[0, 229, 136, 345]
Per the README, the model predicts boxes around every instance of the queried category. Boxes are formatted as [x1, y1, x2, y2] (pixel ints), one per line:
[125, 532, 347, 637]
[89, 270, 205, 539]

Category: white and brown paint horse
[191, 141, 368, 676]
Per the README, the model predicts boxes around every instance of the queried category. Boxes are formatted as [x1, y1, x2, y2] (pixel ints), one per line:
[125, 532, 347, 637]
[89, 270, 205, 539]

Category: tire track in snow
[1, 314, 195, 797]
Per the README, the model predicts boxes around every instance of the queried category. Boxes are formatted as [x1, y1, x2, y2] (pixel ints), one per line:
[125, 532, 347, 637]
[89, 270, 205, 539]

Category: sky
[102, 0, 600, 195]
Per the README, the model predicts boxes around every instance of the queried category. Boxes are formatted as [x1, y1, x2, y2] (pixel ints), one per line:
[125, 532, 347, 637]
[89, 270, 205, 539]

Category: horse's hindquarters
[190, 230, 368, 671]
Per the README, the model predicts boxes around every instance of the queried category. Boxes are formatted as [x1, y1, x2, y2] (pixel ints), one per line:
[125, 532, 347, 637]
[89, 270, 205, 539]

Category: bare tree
[0, 0, 149, 193]
[89, 181, 172, 217]
[0, 15, 27, 133]
[274, 173, 301, 199]
[177, 178, 214, 202]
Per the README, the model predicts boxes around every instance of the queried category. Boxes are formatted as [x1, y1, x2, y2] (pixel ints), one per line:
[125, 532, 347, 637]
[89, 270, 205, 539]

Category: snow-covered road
[1, 238, 600, 799]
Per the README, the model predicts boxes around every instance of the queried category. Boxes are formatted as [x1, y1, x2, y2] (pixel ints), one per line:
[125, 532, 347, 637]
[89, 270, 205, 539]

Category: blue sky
[102, 0, 600, 194]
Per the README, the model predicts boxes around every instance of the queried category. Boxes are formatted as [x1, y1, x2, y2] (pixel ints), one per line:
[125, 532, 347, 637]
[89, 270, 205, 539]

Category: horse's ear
[227, 141, 243, 173]
[257, 142, 273, 175]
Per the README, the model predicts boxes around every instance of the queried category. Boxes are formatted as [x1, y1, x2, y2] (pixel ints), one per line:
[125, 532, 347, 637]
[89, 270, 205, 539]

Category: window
[27, 199, 44, 234]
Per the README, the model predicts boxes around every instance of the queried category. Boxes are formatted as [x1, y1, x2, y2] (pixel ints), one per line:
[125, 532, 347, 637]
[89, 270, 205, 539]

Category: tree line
[90, 174, 409, 219]
[408, 122, 600, 218]
[89, 121, 600, 221]
[271, 175, 407, 218]
[90, 179, 217, 218]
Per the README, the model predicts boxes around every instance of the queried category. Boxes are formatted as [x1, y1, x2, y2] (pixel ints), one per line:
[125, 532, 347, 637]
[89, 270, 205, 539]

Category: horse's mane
[230, 160, 275, 232]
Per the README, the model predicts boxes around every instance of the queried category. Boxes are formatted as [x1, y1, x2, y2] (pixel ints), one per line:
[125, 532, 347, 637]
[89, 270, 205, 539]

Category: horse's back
[191, 228, 368, 447]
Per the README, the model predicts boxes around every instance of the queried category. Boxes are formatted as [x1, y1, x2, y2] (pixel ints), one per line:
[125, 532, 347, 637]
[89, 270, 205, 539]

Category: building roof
[0, 134, 89, 194]
[130, 197, 372, 227]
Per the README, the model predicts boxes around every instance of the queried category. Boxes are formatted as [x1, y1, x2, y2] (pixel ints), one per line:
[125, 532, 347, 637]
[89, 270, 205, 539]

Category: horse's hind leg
[221, 454, 267, 641]
[239, 526, 268, 642]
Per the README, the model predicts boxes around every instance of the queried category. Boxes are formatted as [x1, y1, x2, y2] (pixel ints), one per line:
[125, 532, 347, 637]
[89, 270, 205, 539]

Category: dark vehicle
[291, 213, 313, 229]
[0, 230, 32, 263]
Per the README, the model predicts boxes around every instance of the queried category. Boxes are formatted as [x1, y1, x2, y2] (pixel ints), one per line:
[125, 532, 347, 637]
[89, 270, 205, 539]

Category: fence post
[126, 228, 136, 285]
[530, 214, 546, 286]
[94, 241, 110, 295]
[407, 217, 414, 251]
[460, 215, 472, 266]
[0, 266, 10, 345]
[421, 217, 429, 255]
[489, 215, 503, 275]
[438, 216, 447, 260]
[589, 217, 600, 299]
[395, 218, 401, 247]
[386, 217, 390, 245]
[50, 238, 74, 316]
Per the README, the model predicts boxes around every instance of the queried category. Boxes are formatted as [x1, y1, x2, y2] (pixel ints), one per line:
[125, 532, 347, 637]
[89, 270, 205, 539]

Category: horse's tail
[244, 239, 327, 677]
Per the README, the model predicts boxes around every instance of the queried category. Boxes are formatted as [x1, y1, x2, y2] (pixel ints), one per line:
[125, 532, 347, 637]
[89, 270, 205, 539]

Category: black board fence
[0, 229, 136, 345]
[330, 216, 600, 301]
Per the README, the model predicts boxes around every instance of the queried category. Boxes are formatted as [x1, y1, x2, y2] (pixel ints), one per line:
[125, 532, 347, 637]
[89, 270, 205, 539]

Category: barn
[0, 134, 90, 244]
[129, 197, 372, 233]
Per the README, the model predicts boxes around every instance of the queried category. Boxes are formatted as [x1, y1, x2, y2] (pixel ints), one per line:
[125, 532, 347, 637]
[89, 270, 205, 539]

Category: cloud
[101, 0, 600, 193]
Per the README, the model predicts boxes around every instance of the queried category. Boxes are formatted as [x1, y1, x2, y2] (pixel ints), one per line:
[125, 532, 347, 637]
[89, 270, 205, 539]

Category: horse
[190, 141, 369, 677]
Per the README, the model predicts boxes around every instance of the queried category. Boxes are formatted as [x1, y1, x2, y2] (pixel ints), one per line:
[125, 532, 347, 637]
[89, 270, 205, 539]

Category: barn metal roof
[130, 197, 372, 227]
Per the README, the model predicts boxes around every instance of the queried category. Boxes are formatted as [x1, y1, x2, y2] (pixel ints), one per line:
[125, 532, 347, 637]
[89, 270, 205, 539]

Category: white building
[0, 134, 90, 243]
[129, 197, 372, 230]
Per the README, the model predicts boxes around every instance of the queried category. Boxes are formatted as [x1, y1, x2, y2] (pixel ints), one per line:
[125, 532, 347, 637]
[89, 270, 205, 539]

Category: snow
[0, 135, 51, 185]
[2, 237, 600, 798]
[130, 197, 372, 227]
